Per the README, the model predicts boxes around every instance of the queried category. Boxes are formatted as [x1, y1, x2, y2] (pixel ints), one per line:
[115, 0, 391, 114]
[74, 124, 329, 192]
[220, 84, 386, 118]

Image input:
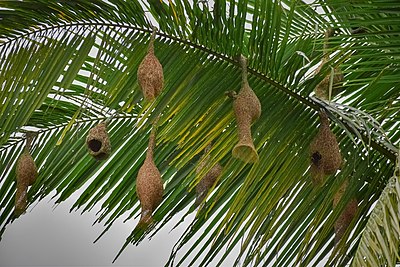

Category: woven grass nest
[232, 55, 261, 164]
[333, 179, 358, 244]
[309, 111, 342, 186]
[137, 28, 164, 101]
[86, 122, 111, 160]
[15, 133, 38, 216]
[136, 120, 164, 229]
[314, 29, 344, 100]
[314, 59, 344, 100]
[195, 145, 222, 206]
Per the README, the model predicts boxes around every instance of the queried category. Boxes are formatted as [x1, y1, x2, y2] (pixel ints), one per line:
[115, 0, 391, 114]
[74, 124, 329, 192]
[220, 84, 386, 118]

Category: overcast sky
[0, 192, 211, 267]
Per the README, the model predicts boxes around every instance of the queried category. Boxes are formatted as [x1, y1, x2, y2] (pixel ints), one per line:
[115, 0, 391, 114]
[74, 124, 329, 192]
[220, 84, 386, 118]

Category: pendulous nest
[333, 179, 358, 244]
[309, 111, 342, 186]
[314, 59, 344, 100]
[137, 29, 164, 101]
[136, 120, 164, 229]
[86, 122, 111, 160]
[15, 134, 38, 216]
[195, 145, 222, 206]
[232, 55, 261, 163]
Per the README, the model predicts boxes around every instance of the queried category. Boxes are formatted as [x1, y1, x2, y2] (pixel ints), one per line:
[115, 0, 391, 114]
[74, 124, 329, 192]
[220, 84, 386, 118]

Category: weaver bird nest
[86, 122, 111, 160]
[232, 55, 261, 163]
[309, 111, 342, 185]
[136, 119, 164, 229]
[137, 28, 164, 101]
[15, 133, 38, 216]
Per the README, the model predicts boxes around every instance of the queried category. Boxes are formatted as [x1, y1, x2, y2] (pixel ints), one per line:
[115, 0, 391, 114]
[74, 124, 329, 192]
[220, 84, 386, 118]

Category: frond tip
[351, 152, 400, 266]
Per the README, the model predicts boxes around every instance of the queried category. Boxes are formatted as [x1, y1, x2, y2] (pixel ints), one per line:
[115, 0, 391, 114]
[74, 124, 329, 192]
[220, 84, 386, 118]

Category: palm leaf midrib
[1, 21, 396, 163]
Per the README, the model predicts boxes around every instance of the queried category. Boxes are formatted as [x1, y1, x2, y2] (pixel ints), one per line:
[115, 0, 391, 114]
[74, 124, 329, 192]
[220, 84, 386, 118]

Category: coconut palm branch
[0, 0, 399, 266]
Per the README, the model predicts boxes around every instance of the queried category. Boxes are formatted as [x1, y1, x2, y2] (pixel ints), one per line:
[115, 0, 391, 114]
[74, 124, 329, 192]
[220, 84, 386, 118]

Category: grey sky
[0, 193, 206, 267]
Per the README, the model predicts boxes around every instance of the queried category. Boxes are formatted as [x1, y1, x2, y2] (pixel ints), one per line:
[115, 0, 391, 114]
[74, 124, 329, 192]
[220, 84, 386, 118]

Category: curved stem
[147, 115, 160, 159]
[148, 26, 157, 53]
[239, 54, 248, 86]
[24, 132, 36, 152]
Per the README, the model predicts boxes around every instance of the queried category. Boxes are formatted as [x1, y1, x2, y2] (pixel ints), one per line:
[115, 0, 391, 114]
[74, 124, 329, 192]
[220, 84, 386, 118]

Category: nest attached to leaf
[15, 151, 37, 216]
[232, 58, 261, 163]
[314, 27, 344, 101]
[86, 123, 111, 160]
[333, 179, 358, 244]
[136, 124, 163, 229]
[137, 45, 163, 101]
[195, 146, 222, 206]
[309, 111, 342, 186]
[314, 63, 344, 100]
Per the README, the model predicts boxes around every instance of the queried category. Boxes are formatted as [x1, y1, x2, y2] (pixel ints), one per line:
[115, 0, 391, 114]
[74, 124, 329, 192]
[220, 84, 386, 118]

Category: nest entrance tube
[232, 55, 261, 163]
[86, 122, 111, 160]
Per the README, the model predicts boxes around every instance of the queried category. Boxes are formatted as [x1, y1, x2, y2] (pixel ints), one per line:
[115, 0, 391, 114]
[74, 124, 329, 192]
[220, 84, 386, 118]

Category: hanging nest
[137, 27, 164, 101]
[195, 144, 222, 206]
[314, 60, 344, 100]
[15, 133, 38, 216]
[309, 111, 342, 186]
[313, 28, 344, 100]
[136, 119, 164, 229]
[333, 179, 358, 244]
[86, 122, 111, 160]
[232, 55, 261, 163]
[17, 152, 37, 186]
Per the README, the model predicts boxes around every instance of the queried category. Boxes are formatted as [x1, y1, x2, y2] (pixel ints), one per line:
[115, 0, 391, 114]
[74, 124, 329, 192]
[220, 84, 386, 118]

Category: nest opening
[88, 139, 102, 152]
[233, 144, 259, 163]
[311, 151, 322, 166]
[86, 123, 111, 160]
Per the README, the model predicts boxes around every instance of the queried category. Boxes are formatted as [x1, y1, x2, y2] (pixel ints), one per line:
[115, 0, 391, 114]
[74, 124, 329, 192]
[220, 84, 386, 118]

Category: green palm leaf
[0, 0, 399, 266]
[352, 150, 400, 266]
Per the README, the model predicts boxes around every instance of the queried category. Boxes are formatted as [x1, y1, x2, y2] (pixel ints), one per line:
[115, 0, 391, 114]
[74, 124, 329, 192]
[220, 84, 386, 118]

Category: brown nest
[195, 144, 222, 206]
[313, 29, 344, 100]
[86, 122, 111, 160]
[232, 55, 261, 163]
[137, 28, 164, 101]
[15, 133, 38, 216]
[309, 111, 342, 186]
[314, 60, 344, 100]
[136, 119, 164, 229]
[333, 179, 358, 244]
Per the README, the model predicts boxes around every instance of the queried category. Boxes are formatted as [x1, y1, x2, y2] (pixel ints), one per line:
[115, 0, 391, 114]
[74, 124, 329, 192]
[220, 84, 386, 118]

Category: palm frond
[0, 0, 399, 266]
[352, 150, 400, 266]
